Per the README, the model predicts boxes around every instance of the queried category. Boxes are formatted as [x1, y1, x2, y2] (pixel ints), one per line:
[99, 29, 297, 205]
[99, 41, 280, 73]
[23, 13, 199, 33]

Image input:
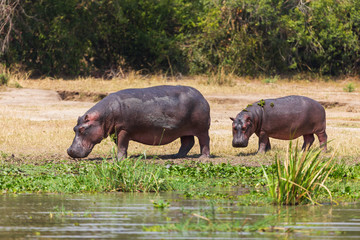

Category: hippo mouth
[67, 142, 94, 158]
[232, 136, 249, 148]
[67, 148, 92, 158]
[232, 140, 248, 148]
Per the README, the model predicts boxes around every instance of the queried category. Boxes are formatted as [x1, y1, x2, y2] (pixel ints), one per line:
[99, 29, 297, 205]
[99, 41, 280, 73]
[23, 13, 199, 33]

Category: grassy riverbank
[1, 153, 360, 204]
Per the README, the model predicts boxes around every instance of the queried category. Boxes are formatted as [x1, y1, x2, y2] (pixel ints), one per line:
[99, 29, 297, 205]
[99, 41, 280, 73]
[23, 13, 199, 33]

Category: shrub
[343, 83, 356, 92]
[261, 142, 335, 205]
[1, 0, 360, 76]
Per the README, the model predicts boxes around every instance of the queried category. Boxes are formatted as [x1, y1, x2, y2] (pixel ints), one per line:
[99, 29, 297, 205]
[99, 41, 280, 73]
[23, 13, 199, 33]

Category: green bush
[1, 0, 360, 76]
[184, 0, 360, 76]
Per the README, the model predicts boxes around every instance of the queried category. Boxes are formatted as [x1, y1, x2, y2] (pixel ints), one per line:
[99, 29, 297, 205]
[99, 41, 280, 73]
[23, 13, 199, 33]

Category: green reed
[262, 142, 335, 205]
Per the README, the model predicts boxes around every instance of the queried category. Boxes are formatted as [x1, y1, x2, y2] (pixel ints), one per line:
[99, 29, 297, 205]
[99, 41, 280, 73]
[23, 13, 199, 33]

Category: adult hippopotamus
[230, 95, 327, 153]
[67, 85, 211, 159]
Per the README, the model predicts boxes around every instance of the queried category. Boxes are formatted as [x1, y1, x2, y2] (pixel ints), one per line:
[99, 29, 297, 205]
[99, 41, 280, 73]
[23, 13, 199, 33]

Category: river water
[1, 193, 360, 239]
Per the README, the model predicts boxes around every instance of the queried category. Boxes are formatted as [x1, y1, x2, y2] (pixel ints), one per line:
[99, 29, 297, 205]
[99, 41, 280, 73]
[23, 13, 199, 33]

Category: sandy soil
[0, 84, 359, 166]
[0, 88, 92, 121]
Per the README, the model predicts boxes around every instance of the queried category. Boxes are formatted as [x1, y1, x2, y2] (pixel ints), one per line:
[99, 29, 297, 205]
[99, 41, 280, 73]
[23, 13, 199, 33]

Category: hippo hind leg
[197, 132, 210, 158]
[315, 130, 328, 151]
[174, 136, 195, 158]
[302, 134, 315, 151]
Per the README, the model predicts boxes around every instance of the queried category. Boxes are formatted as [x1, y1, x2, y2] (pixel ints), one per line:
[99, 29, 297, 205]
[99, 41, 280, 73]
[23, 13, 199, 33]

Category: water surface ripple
[1, 193, 360, 239]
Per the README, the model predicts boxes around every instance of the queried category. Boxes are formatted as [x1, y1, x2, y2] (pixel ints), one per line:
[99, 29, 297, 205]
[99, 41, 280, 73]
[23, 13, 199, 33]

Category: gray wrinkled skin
[231, 95, 327, 153]
[67, 85, 211, 160]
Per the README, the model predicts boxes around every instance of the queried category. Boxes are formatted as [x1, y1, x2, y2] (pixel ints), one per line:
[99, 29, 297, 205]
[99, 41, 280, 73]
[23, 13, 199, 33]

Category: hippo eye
[233, 124, 241, 131]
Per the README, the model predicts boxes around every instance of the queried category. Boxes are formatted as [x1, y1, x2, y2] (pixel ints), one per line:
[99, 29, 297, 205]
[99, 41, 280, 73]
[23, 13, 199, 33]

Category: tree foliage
[1, 0, 360, 77]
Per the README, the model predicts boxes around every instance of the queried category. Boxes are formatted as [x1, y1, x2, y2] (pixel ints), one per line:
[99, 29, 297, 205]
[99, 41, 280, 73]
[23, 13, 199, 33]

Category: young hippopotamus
[67, 85, 211, 160]
[230, 95, 327, 153]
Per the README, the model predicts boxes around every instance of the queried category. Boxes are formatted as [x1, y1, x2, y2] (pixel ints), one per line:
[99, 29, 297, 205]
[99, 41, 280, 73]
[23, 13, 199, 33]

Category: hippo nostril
[67, 148, 77, 158]
[232, 139, 248, 148]
[232, 141, 241, 148]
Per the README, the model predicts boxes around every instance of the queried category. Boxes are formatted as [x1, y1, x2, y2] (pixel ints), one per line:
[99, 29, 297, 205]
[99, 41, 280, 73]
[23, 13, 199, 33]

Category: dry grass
[0, 72, 359, 165]
[9, 71, 356, 96]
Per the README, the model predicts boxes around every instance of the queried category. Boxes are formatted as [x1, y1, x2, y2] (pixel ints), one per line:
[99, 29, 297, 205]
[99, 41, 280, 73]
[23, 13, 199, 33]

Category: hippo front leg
[258, 132, 271, 153]
[116, 131, 129, 160]
[316, 130, 328, 152]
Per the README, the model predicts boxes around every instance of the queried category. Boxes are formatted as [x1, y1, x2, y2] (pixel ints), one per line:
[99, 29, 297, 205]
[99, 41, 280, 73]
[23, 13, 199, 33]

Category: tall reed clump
[74, 157, 171, 193]
[261, 142, 335, 205]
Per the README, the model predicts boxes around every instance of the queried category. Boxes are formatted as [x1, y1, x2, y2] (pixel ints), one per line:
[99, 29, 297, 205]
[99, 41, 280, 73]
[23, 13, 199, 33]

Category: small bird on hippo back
[230, 95, 327, 153]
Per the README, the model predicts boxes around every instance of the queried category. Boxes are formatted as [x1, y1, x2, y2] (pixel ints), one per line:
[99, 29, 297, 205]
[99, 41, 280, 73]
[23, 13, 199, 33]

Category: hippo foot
[116, 153, 127, 161]
[257, 150, 266, 154]
[199, 154, 210, 159]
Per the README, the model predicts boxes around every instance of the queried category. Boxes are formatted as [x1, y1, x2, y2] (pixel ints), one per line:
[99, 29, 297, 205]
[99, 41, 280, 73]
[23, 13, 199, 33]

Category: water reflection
[1, 193, 360, 239]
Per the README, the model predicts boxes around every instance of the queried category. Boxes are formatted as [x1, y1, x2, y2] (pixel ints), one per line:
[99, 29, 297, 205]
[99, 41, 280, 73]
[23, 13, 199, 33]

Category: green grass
[0, 156, 268, 197]
[0, 157, 171, 193]
[1, 149, 360, 205]
[262, 75, 279, 84]
[261, 142, 336, 205]
[76, 157, 172, 192]
[343, 82, 356, 92]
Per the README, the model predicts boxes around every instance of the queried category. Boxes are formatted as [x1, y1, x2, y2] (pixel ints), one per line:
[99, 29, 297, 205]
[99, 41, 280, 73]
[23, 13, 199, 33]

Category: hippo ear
[84, 114, 90, 123]
[84, 112, 100, 122]
[230, 117, 235, 122]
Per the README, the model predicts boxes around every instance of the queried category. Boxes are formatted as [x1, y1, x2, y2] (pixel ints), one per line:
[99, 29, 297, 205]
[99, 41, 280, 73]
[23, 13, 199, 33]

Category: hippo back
[93, 85, 211, 145]
[259, 95, 325, 139]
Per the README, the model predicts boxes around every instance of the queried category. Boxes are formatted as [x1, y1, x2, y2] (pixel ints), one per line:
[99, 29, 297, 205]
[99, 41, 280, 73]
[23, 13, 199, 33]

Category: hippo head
[230, 112, 254, 148]
[67, 111, 105, 158]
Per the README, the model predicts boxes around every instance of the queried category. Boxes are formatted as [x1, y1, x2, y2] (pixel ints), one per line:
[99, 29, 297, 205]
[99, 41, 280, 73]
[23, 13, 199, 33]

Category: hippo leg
[258, 133, 271, 153]
[197, 132, 210, 158]
[175, 136, 195, 158]
[316, 130, 328, 151]
[302, 134, 315, 150]
[116, 131, 129, 160]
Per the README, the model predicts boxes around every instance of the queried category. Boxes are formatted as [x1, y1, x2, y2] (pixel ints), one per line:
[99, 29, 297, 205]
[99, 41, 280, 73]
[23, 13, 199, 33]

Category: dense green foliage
[1, 0, 360, 76]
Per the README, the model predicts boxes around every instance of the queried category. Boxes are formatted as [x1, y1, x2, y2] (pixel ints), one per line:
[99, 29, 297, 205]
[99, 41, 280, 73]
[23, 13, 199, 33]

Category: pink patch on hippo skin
[84, 111, 100, 122]
[92, 126, 105, 141]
